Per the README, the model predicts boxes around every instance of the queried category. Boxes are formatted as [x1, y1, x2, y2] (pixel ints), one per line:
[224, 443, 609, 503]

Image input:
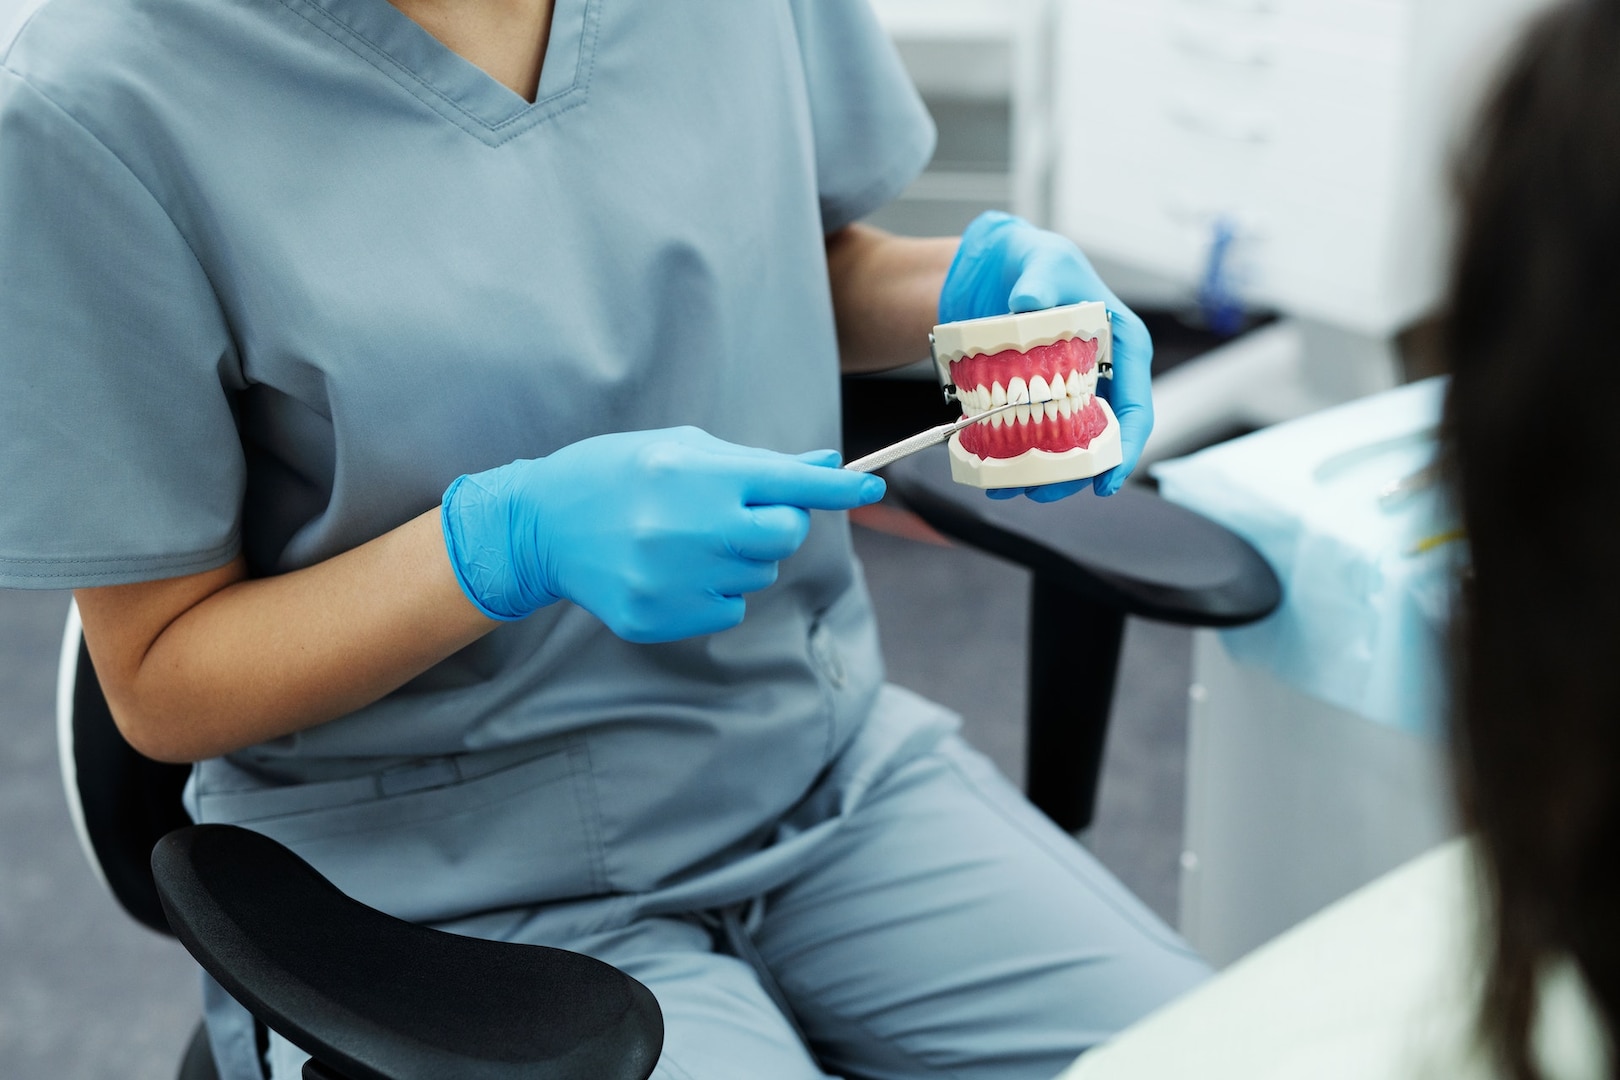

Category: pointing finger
[738, 458, 885, 511]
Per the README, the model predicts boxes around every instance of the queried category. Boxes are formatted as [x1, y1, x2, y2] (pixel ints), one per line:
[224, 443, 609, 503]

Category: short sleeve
[787, 0, 936, 233]
[0, 67, 244, 588]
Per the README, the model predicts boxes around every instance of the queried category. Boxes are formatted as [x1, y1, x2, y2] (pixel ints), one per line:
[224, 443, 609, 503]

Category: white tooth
[1066, 370, 1083, 398]
[1029, 375, 1052, 403]
[1045, 400, 1059, 422]
[1058, 396, 1073, 418]
[1007, 376, 1029, 405]
[991, 408, 1005, 427]
[991, 382, 1007, 407]
[977, 385, 991, 411]
[1015, 404, 1031, 425]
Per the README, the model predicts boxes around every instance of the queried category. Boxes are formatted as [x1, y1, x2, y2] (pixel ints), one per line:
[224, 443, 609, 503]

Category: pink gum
[958, 395, 1111, 460]
[948, 336, 1099, 394]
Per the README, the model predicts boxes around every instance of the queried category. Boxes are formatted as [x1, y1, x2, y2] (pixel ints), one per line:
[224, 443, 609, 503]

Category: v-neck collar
[277, 0, 598, 146]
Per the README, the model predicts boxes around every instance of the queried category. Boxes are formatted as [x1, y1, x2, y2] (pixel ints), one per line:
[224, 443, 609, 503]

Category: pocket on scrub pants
[191, 742, 606, 924]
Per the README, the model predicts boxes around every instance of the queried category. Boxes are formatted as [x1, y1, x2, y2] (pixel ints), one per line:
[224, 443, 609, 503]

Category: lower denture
[958, 395, 1110, 459]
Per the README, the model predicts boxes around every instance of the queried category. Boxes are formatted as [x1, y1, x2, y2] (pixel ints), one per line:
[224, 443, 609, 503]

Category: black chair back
[58, 608, 193, 935]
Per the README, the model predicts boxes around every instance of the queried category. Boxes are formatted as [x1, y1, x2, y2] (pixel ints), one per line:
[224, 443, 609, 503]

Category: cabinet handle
[1173, 0, 1277, 14]
[1169, 27, 1274, 68]
[1166, 101, 1272, 144]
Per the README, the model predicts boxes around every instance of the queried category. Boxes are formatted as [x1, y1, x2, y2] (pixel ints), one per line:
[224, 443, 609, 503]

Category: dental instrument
[843, 403, 1019, 474]
[1378, 461, 1441, 512]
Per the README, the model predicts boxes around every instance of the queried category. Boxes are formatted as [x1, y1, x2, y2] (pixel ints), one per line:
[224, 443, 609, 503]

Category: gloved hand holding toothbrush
[441, 427, 882, 643]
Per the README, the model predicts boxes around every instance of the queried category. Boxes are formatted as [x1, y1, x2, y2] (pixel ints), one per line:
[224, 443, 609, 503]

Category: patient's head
[1442, 0, 1620, 1074]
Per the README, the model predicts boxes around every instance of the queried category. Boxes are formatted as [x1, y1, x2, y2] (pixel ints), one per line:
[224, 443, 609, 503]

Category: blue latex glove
[441, 427, 883, 643]
[938, 210, 1154, 500]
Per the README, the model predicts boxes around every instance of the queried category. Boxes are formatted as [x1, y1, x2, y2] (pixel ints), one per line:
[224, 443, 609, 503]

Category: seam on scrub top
[274, 0, 507, 131]
[462, 0, 599, 149]
[271, 0, 596, 147]
[485, 0, 602, 146]
[0, 67, 235, 336]
[0, 534, 242, 580]
[822, 126, 937, 235]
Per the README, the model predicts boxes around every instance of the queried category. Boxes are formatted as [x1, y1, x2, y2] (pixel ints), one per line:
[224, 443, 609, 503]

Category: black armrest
[883, 447, 1281, 832]
[152, 825, 663, 1080]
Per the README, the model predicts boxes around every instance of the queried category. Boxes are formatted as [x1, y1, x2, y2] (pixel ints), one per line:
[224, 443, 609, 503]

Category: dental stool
[56, 608, 664, 1080]
[882, 447, 1281, 832]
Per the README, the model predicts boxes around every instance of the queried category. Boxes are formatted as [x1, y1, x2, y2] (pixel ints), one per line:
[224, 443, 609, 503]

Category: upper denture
[948, 336, 1099, 399]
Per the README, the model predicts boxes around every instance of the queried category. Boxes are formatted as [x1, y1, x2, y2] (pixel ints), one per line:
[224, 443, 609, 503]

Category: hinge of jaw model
[931, 332, 959, 406]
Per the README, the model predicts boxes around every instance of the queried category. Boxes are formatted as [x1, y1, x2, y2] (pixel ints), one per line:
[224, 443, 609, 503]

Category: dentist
[0, 0, 1189, 1077]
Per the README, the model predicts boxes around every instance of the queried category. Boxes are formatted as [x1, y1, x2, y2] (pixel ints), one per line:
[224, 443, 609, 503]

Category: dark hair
[1441, 1, 1620, 1076]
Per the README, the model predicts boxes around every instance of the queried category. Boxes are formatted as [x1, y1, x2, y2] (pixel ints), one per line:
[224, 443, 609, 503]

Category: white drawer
[1274, 0, 1410, 57]
[1163, 0, 1280, 15]
[1164, 0, 1281, 69]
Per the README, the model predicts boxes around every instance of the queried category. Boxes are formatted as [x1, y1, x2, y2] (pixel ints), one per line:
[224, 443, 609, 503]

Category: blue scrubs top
[0, 0, 939, 921]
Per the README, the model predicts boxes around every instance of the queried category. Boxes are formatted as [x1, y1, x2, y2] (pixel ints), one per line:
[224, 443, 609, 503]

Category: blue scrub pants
[253, 729, 1208, 1079]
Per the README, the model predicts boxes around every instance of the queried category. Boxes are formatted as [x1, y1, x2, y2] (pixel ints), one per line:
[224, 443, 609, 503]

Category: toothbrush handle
[843, 424, 957, 474]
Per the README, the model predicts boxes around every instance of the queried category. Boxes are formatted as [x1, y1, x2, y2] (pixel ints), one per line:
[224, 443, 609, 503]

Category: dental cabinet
[1053, 0, 1553, 463]
[1053, 0, 1551, 334]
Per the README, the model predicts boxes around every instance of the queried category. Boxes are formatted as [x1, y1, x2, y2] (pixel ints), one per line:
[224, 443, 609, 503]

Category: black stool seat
[884, 448, 1280, 626]
[152, 825, 663, 1080]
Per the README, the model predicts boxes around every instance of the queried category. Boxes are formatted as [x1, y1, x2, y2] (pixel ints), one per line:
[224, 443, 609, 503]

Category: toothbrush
[843, 402, 1019, 474]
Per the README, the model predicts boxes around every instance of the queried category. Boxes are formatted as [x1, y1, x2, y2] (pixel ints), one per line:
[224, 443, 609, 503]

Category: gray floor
[0, 524, 1191, 1080]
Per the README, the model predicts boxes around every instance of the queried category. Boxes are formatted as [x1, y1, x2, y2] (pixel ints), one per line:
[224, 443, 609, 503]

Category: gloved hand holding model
[938, 210, 1155, 500]
[441, 427, 884, 642]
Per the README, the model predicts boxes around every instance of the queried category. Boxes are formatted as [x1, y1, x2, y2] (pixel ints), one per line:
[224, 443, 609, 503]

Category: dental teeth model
[932, 301, 1123, 489]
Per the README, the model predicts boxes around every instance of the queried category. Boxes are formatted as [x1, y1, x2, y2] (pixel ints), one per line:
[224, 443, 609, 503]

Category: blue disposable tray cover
[1153, 377, 1459, 736]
